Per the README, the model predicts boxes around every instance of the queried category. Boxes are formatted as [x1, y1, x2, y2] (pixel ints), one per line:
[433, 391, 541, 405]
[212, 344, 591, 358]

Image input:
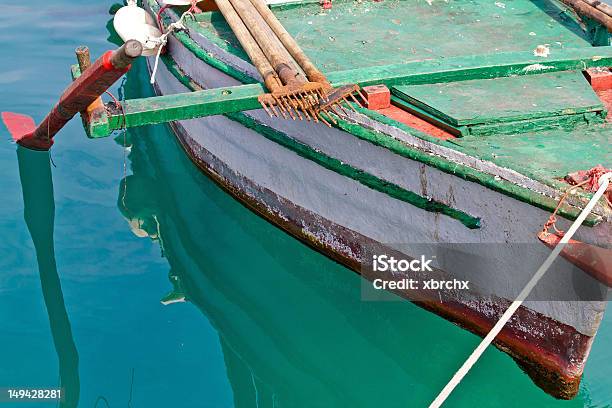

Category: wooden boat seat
[391, 71, 607, 137]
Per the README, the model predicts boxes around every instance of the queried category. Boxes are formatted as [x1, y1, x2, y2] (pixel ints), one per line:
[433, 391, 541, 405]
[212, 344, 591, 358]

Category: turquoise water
[0, 2, 611, 407]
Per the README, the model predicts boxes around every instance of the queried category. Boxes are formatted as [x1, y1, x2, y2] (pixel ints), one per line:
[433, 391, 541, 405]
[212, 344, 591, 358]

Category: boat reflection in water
[115, 88, 589, 406]
[16, 146, 80, 408]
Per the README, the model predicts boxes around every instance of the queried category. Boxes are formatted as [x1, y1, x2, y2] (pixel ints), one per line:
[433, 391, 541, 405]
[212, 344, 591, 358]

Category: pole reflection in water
[16, 146, 80, 408]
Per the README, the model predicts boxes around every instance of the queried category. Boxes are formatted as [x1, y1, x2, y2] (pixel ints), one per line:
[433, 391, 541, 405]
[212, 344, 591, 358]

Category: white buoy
[113, 3, 163, 57]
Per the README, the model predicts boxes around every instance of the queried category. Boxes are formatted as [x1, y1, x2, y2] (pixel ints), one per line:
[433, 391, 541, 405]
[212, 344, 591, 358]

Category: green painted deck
[197, 0, 592, 72]
[450, 123, 611, 187]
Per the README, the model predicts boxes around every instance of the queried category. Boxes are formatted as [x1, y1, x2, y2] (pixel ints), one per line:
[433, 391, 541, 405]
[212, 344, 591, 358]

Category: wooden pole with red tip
[1, 40, 143, 151]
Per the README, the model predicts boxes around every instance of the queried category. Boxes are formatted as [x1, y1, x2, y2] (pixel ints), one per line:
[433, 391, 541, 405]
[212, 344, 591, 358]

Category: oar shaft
[559, 0, 612, 32]
[214, 0, 282, 91]
[23, 40, 142, 150]
[248, 0, 329, 85]
[580, 0, 612, 18]
[227, 0, 306, 86]
[75, 46, 104, 114]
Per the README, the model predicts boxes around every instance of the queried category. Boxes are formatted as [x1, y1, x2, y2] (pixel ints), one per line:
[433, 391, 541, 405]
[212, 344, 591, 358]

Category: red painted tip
[2, 112, 52, 150]
[2, 112, 36, 142]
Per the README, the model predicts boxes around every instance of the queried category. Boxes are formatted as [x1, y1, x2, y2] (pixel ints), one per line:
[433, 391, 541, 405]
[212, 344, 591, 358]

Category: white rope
[149, 42, 166, 85]
[149, 10, 194, 84]
[429, 172, 612, 408]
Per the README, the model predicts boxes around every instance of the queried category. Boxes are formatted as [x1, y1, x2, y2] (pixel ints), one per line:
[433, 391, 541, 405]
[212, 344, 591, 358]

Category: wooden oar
[246, 0, 365, 115]
[248, 0, 329, 86]
[214, 0, 302, 118]
[227, 0, 306, 87]
[580, 0, 612, 18]
[222, 0, 326, 120]
[1, 41, 142, 150]
[215, 0, 361, 122]
[215, 0, 311, 118]
[560, 0, 612, 31]
[214, 0, 282, 93]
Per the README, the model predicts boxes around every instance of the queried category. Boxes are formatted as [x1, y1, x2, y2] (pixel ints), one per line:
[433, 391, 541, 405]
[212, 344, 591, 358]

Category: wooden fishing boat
[3, 0, 611, 401]
[109, 0, 611, 399]
[116, 112, 597, 405]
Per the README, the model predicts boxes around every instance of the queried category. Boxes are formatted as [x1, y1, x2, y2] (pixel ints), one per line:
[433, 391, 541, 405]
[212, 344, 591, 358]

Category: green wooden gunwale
[117, 0, 608, 225]
[349, 103, 608, 214]
[335, 106, 605, 225]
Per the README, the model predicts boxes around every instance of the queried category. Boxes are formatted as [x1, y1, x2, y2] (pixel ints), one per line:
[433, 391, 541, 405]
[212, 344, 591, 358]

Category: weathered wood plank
[393, 71, 604, 126]
[326, 46, 612, 87]
[392, 71, 604, 127]
[101, 83, 265, 133]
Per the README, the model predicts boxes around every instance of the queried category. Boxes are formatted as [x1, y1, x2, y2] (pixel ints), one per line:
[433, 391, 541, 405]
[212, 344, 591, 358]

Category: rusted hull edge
[164, 116, 592, 399]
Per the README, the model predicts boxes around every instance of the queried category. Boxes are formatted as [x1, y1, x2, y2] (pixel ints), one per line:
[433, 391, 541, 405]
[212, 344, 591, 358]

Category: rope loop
[104, 91, 127, 130]
[150, 9, 195, 84]
[540, 165, 612, 237]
